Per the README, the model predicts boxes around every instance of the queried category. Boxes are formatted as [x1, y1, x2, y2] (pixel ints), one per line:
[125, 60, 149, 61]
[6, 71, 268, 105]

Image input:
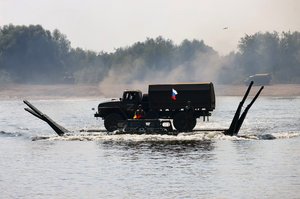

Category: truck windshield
[123, 92, 140, 103]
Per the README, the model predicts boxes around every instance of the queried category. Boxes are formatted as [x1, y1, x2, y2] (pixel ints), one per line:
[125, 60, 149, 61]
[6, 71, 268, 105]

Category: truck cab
[122, 90, 142, 104]
[94, 90, 144, 132]
[121, 90, 143, 116]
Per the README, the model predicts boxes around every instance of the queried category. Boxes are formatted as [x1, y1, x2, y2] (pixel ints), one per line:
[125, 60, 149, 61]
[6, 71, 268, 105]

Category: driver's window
[128, 93, 133, 100]
[131, 93, 136, 101]
[124, 93, 133, 101]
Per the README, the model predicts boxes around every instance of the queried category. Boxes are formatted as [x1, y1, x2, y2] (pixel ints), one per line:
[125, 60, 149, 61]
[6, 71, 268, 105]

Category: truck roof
[149, 82, 213, 91]
[123, 90, 142, 92]
[149, 82, 212, 86]
[249, 73, 270, 77]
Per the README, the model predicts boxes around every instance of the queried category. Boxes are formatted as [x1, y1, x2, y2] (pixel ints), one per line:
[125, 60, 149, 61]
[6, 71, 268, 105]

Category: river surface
[0, 96, 300, 198]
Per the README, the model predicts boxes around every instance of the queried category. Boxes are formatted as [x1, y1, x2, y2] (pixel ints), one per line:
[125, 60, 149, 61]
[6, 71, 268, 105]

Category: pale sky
[1, 0, 299, 55]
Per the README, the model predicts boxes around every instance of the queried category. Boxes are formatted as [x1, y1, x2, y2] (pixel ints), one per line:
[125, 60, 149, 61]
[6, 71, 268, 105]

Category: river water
[0, 96, 300, 198]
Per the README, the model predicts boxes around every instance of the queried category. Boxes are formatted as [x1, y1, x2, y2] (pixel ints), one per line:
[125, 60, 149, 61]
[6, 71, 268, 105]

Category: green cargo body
[148, 82, 215, 111]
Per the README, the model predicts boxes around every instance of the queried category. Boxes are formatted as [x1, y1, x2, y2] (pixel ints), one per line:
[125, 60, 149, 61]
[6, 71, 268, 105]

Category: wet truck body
[94, 82, 215, 132]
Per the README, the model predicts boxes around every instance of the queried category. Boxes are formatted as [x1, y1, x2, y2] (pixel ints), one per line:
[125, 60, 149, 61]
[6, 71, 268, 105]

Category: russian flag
[171, 88, 178, 101]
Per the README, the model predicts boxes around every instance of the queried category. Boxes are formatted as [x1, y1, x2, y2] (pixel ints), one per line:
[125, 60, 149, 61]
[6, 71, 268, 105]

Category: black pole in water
[224, 81, 254, 136]
[233, 86, 264, 135]
[24, 100, 68, 136]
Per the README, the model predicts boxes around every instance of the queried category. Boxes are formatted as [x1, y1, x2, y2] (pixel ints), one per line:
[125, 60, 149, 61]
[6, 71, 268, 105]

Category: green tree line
[0, 24, 299, 84]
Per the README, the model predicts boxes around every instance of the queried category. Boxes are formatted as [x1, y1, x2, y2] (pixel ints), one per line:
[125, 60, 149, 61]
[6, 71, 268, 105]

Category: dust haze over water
[98, 51, 225, 97]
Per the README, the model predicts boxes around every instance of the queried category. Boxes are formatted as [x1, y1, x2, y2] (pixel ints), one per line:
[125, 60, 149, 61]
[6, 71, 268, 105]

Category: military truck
[244, 73, 271, 86]
[94, 82, 215, 132]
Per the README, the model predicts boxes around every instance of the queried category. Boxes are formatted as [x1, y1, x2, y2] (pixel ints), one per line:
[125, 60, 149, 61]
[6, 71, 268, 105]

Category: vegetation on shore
[0, 24, 299, 84]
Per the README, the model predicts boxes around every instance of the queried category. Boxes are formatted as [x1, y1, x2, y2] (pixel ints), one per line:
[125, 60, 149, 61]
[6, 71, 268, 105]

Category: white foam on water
[31, 130, 300, 142]
[271, 131, 300, 139]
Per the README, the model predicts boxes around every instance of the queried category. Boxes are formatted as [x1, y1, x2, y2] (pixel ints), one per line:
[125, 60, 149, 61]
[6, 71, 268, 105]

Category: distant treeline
[0, 24, 299, 84]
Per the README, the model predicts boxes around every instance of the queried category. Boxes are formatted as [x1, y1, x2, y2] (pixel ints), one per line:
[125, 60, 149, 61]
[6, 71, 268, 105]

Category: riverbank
[0, 83, 300, 100]
[215, 84, 300, 97]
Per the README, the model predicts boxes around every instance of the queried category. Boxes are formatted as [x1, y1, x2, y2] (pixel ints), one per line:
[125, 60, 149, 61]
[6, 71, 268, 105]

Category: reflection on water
[0, 130, 22, 137]
[100, 139, 215, 156]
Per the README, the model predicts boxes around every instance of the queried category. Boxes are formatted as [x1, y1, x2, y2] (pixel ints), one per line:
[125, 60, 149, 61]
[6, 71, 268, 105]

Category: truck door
[122, 91, 141, 117]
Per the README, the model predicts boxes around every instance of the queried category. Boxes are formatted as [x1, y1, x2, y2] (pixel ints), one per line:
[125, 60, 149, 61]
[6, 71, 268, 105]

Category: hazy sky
[1, 0, 299, 55]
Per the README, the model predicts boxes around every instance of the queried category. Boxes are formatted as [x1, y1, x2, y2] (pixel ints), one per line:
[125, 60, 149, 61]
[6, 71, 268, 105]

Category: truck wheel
[173, 112, 196, 132]
[104, 113, 123, 132]
[188, 117, 197, 130]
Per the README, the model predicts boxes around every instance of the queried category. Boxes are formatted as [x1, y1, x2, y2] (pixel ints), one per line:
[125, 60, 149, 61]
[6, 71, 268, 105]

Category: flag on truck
[171, 88, 178, 101]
